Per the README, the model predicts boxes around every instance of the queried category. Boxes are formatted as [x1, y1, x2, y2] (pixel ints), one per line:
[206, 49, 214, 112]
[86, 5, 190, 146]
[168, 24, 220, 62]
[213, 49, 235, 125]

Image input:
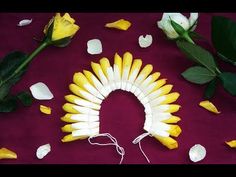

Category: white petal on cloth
[30, 82, 54, 100]
[36, 143, 51, 159]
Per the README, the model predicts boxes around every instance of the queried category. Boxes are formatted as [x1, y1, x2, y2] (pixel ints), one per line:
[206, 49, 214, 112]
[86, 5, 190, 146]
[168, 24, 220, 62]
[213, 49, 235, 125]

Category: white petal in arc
[72, 105, 100, 116]
[17, 19, 32, 26]
[130, 64, 153, 93]
[70, 114, 99, 122]
[30, 82, 54, 100]
[72, 127, 99, 137]
[121, 52, 133, 90]
[126, 59, 142, 91]
[73, 72, 104, 100]
[87, 39, 102, 55]
[138, 34, 153, 48]
[91, 62, 112, 93]
[36, 143, 51, 159]
[71, 122, 100, 129]
[83, 70, 110, 97]
[69, 84, 102, 104]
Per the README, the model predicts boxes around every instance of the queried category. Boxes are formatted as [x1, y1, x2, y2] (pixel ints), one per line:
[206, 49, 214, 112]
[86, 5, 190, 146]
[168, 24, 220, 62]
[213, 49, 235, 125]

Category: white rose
[157, 13, 199, 39]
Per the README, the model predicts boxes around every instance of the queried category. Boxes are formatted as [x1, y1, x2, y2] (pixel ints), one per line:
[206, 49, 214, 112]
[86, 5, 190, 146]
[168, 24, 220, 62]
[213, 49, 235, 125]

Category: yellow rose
[44, 13, 79, 42]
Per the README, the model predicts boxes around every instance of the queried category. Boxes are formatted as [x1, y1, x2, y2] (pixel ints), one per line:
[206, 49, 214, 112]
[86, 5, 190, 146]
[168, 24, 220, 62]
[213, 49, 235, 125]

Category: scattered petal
[0, 148, 17, 160]
[17, 19, 32, 26]
[87, 39, 102, 55]
[105, 19, 131, 31]
[189, 144, 206, 162]
[40, 105, 51, 115]
[30, 82, 54, 100]
[225, 140, 236, 148]
[36, 144, 51, 159]
[138, 34, 153, 48]
[199, 100, 220, 114]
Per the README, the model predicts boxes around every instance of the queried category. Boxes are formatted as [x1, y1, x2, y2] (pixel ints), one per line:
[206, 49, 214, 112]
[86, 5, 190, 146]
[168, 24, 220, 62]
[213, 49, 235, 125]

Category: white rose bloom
[157, 13, 199, 39]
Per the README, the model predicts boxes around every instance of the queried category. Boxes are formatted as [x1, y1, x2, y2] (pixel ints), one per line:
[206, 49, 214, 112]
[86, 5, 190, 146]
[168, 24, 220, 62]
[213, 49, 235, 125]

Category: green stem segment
[2, 39, 50, 85]
[182, 32, 195, 44]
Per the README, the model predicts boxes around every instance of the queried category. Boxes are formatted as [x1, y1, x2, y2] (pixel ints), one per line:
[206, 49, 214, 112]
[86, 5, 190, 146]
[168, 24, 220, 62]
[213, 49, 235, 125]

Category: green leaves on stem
[177, 40, 236, 98]
[0, 40, 49, 113]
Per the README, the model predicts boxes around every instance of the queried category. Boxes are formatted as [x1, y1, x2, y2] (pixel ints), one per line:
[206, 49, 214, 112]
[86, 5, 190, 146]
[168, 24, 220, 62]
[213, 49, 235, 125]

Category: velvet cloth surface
[0, 13, 236, 164]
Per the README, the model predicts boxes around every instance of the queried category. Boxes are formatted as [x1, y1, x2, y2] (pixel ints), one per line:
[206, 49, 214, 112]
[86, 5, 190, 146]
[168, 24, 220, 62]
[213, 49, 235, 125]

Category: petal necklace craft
[61, 52, 181, 164]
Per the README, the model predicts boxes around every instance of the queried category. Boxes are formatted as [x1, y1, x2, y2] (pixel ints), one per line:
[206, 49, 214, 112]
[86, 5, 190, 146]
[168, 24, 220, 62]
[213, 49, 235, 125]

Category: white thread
[132, 132, 150, 163]
[88, 133, 125, 164]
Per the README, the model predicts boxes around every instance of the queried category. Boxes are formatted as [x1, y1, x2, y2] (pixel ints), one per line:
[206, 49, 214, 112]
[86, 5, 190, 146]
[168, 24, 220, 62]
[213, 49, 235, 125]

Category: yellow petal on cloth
[199, 100, 220, 114]
[225, 140, 236, 148]
[167, 125, 182, 137]
[61, 114, 79, 123]
[40, 105, 51, 115]
[0, 148, 17, 160]
[162, 116, 181, 123]
[61, 134, 88, 143]
[105, 19, 131, 30]
[44, 13, 79, 41]
[154, 135, 178, 149]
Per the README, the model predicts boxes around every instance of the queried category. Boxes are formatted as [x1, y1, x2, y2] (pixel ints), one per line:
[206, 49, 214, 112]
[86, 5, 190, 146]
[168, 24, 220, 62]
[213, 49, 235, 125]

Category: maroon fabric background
[0, 13, 236, 164]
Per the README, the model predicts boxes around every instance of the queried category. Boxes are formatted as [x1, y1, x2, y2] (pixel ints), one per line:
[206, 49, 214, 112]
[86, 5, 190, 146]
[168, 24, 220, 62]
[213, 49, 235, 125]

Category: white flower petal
[189, 13, 199, 31]
[36, 143, 51, 159]
[17, 19, 32, 26]
[87, 39, 102, 55]
[138, 34, 153, 48]
[30, 82, 54, 100]
[189, 144, 206, 162]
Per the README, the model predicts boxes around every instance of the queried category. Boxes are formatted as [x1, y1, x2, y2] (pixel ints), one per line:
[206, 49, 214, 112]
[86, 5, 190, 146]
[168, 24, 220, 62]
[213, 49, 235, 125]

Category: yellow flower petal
[0, 148, 17, 160]
[62, 103, 79, 114]
[61, 114, 78, 123]
[167, 125, 182, 137]
[44, 13, 79, 41]
[162, 116, 181, 123]
[105, 19, 131, 30]
[61, 134, 88, 143]
[225, 140, 236, 148]
[40, 105, 51, 115]
[61, 124, 75, 132]
[154, 135, 178, 149]
[160, 92, 180, 105]
[199, 100, 220, 114]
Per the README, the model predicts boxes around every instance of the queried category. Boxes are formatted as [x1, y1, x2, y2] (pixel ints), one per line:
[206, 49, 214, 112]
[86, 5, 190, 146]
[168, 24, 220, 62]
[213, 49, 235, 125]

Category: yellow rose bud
[44, 13, 79, 42]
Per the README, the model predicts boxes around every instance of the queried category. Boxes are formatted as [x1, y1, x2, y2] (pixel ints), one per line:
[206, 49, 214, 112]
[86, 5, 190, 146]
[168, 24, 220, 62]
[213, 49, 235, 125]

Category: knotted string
[132, 132, 151, 163]
[88, 133, 125, 164]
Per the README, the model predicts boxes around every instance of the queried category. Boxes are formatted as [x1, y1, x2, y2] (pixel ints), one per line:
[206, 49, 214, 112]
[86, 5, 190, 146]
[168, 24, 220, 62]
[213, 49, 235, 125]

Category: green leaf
[219, 72, 236, 96]
[212, 16, 236, 65]
[204, 78, 218, 99]
[0, 51, 27, 80]
[0, 96, 17, 112]
[0, 51, 28, 100]
[182, 66, 216, 84]
[17, 91, 33, 106]
[170, 19, 185, 36]
[176, 40, 218, 74]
